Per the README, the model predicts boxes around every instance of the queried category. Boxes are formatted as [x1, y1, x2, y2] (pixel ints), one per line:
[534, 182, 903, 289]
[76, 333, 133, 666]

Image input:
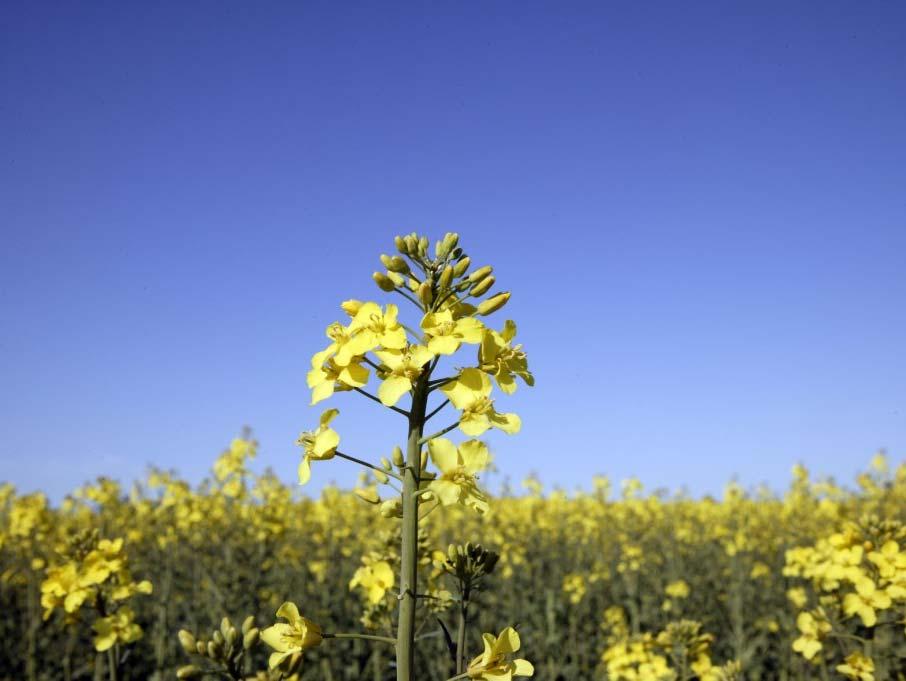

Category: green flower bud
[381, 254, 410, 273]
[373, 272, 396, 292]
[178, 630, 197, 656]
[468, 265, 492, 282]
[453, 256, 471, 277]
[241, 615, 255, 635]
[380, 456, 391, 470]
[380, 498, 403, 518]
[354, 487, 381, 504]
[207, 640, 221, 659]
[391, 446, 405, 467]
[438, 265, 453, 290]
[220, 617, 233, 640]
[213, 631, 225, 647]
[407, 277, 420, 292]
[394, 235, 407, 253]
[195, 641, 207, 656]
[176, 665, 204, 679]
[477, 291, 510, 316]
[418, 235, 429, 256]
[404, 235, 419, 254]
[386, 271, 405, 287]
[417, 281, 434, 306]
[243, 628, 260, 650]
[470, 275, 495, 297]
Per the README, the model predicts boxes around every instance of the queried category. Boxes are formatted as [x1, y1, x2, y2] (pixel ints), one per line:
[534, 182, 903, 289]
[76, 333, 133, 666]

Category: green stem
[419, 422, 459, 444]
[397, 375, 429, 681]
[334, 450, 403, 481]
[353, 387, 410, 417]
[323, 632, 397, 645]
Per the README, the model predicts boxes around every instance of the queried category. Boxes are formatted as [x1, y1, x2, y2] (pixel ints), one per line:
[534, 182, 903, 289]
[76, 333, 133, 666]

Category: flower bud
[407, 277, 420, 292]
[213, 631, 225, 647]
[453, 256, 471, 277]
[374, 469, 389, 484]
[394, 235, 408, 253]
[380, 498, 403, 518]
[420, 450, 428, 471]
[220, 617, 233, 640]
[404, 235, 419, 254]
[381, 254, 410, 273]
[241, 615, 255, 635]
[207, 640, 221, 659]
[354, 487, 381, 504]
[178, 630, 196, 655]
[177, 665, 204, 679]
[470, 275, 495, 297]
[477, 292, 511, 316]
[195, 641, 207, 656]
[225, 626, 239, 647]
[438, 265, 453, 290]
[468, 265, 493, 282]
[380, 456, 391, 470]
[340, 299, 363, 317]
[243, 628, 259, 650]
[373, 272, 396, 292]
[418, 236, 429, 255]
[443, 232, 459, 252]
[417, 281, 434, 306]
[391, 446, 404, 467]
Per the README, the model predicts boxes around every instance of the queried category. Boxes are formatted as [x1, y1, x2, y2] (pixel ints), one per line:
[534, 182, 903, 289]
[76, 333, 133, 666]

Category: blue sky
[2, 2, 904, 500]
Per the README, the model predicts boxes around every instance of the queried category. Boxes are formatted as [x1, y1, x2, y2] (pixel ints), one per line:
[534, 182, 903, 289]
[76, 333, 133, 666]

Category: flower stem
[419, 422, 459, 445]
[323, 632, 396, 645]
[397, 375, 429, 681]
[334, 450, 403, 482]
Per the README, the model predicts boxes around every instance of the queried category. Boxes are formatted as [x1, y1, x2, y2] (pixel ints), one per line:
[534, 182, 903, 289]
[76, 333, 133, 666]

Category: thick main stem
[397, 376, 429, 681]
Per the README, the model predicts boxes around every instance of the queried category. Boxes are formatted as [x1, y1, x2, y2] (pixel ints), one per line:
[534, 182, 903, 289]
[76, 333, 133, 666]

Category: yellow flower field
[2, 450, 905, 680]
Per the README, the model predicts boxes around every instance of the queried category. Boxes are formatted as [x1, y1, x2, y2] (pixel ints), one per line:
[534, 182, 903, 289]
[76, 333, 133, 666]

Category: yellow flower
[836, 651, 875, 681]
[40, 563, 92, 618]
[420, 309, 483, 355]
[307, 348, 369, 405]
[792, 611, 830, 660]
[349, 559, 395, 604]
[374, 345, 434, 406]
[296, 410, 341, 485]
[665, 580, 690, 599]
[441, 368, 521, 436]
[786, 587, 808, 609]
[467, 627, 534, 680]
[843, 577, 892, 627]
[93, 607, 142, 651]
[323, 321, 373, 367]
[348, 302, 408, 352]
[260, 602, 322, 669]
[478, 321, 533, 395]
[425, 438, 490, 513]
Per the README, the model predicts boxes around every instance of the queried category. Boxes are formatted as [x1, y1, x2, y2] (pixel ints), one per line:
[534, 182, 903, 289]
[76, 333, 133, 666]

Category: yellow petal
[378, 375, 412, 406]
[428, 438, 459, 473]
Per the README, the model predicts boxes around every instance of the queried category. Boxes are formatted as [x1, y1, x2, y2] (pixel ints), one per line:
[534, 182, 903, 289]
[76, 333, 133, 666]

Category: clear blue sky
[2, 2, 904, 500]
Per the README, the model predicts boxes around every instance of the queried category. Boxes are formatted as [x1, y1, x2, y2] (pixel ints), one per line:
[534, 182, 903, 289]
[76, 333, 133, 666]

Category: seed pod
[243, 628, 260, 650]
[477, 292, 511, 316]
[177, 665, 204, 679]
[241, 615, 255, 635]
[438, 265, 453, 290]
[468, 265, 493, 282]
[373, 272, 396, 292]
[178, 630, 197, 655]
[417, 281, 433, 306]
[470, 275, 495, 297]
[453, 256, 471, 277]
[391, 446, 404, 467]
